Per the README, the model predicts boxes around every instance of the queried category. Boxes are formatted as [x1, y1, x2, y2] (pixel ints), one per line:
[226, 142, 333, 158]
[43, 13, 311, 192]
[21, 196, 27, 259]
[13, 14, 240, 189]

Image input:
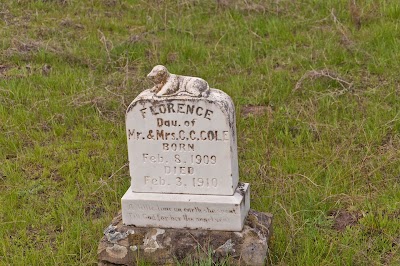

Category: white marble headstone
[126, 89, 239, 195]
[122, 65, 250, 231]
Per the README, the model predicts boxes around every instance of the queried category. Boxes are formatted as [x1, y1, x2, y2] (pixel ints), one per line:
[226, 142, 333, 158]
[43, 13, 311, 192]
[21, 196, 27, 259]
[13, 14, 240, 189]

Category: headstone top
[126, 87, 236, 127]
[147, 65, 210, 97]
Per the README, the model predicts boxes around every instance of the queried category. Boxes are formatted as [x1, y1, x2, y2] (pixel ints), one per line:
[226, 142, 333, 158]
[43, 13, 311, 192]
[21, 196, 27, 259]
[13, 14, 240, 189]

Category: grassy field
[1, 0, 400, 265]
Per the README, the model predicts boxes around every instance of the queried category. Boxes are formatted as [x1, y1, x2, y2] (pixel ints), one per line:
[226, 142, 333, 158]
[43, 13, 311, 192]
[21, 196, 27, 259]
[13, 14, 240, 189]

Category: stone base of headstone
[121, 183, 250, 231]
[98, 209, 273, 266]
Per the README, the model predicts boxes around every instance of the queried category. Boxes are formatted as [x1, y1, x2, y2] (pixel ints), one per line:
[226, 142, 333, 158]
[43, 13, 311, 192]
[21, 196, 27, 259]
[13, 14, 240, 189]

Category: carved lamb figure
[147, 65, 210, 97]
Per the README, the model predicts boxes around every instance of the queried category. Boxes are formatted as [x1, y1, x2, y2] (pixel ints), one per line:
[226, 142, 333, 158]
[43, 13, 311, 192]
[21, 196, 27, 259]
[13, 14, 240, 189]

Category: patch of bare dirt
[60, 18, 84, 29]
[216, 0, 288, 15]
[126, 34, 141, 44]
[379, 132, 400, 155]
[0, 171, 5, 181]
[382, 235, 400, 265]
[13, 40, 40, 53]
[0, 64, 11, 75]
[387, 209, 400, 219]
[21, 162, 44, 180]
[3, 39, 61, 59]
[49, 169, 64, 183]
[328, 210, 363, 232]
[241, 105, 272, 118]
[167, 52, 179, 63]
[85, 203, 105, 219]
[349, 0, 361, 30]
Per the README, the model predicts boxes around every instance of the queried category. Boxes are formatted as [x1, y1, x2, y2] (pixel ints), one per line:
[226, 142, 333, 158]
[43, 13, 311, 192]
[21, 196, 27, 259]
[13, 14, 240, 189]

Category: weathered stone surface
[98, 209, 273, 266]
[121, 183, 250, 231]
[126, 87, 239, 196]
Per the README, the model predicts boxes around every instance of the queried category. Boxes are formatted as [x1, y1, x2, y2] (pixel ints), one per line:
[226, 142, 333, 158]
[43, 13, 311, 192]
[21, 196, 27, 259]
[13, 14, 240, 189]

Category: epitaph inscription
[126, 89, 239, 195]
[121, 183, 250, 231]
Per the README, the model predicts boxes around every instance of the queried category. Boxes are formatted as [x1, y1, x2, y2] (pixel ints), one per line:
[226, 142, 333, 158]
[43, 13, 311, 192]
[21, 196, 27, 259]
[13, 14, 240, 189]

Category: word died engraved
[165, 166, 194, 175]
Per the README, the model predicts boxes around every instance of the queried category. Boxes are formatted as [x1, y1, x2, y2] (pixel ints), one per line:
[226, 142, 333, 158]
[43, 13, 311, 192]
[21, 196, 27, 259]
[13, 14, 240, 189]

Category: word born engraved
[162, 143, 195, 152]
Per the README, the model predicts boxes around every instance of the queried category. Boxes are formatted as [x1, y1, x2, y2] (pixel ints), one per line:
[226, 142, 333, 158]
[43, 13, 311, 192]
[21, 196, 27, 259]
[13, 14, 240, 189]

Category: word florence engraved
[139, 102, 214, 119]
[121, 65, 250, 231]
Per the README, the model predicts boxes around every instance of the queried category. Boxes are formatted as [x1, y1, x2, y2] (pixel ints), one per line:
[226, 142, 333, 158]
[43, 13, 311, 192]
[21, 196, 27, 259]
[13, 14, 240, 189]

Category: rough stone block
[98, 209, 273, 266]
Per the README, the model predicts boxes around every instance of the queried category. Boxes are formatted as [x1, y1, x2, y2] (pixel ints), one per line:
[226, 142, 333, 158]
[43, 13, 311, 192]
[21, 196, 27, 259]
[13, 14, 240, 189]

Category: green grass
[1, 0, 400, 265]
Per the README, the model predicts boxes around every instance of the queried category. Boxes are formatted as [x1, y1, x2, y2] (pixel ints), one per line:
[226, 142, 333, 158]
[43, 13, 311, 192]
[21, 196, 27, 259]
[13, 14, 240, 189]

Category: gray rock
[98, 209, 273, 266]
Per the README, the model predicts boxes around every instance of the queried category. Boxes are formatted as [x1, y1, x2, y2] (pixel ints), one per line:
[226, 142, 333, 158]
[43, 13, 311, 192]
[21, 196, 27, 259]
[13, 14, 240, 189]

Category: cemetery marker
[98, 66, 272, 266]
[122, 65, 249, 230]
